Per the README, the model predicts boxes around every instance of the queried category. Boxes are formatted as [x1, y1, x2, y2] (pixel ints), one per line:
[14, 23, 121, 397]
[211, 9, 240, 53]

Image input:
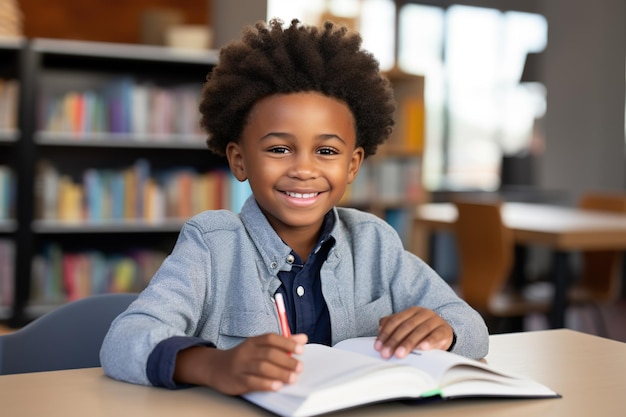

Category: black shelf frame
[8, 39, 221, 326]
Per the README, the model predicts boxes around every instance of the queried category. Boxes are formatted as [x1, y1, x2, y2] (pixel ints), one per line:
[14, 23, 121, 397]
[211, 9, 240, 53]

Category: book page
[333, 337, 558, 398]
[244, 343, 435, 417]
[278, 344, 431, 397]
[243, 340, 558, 416]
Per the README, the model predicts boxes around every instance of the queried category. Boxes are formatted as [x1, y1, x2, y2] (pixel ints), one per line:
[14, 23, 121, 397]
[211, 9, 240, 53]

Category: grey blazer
[100, 196, 489, 386]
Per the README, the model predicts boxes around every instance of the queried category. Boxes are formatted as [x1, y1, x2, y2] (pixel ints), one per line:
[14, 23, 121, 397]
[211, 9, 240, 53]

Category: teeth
[285, 191, 318, 199]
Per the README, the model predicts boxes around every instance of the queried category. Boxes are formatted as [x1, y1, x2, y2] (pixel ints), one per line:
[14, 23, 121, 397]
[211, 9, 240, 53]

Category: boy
[100, 19, 488, 395]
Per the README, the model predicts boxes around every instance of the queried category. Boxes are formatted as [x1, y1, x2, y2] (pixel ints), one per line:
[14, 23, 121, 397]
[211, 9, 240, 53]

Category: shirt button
[296, 286, 305, 297]
[270, 262, 278, 269]
[286, 254, 295, 264]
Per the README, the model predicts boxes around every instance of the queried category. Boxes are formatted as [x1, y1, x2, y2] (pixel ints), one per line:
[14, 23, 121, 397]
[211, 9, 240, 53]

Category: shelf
[32, 218, 187, 234]
[35, 131, 208, 149]
[0, 305, 11, 320]
[31, 38, 219, 65]
[0, 37, 25, 50]
[0, 220, 17, 233]
[0, 130, 19, 143]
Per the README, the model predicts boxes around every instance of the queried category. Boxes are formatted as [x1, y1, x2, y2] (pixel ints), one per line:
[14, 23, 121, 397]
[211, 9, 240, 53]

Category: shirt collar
[239, 196, 337, 271]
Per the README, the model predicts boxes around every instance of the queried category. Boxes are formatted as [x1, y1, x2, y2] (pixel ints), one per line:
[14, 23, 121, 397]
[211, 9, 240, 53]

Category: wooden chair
[0, 293, 137, 375]
[454, 200, 552, 333]
[569, 192, 626, 335]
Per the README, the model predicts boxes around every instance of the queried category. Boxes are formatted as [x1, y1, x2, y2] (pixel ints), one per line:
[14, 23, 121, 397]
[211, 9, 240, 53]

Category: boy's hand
[174, 333, 307, 395]
[374, 307, 454, 359]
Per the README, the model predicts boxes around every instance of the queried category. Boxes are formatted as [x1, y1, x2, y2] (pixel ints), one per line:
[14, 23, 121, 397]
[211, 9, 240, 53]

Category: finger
[289, 333, 308, 355]
[414, 324, 454, 351]
[392, 319, 443, 358]
[376, 308, 417, 344]
[244, 342, 304, 375]
[225, 372, 288, 395]
[247, 353, 303, 383]
[377, 308, 429, 357]
[261, 332, 308, 355]
[380, 309, 452, 358]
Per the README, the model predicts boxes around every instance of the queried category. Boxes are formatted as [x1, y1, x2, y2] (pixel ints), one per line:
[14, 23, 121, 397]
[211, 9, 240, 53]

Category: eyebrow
[260, 132, 347, 144]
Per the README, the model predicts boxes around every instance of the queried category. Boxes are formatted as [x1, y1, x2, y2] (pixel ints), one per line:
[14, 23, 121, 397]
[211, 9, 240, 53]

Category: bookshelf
[6, 38, 245, 325]
[3, 38, 426, 326]
[0, 37, 24, 321]
[341, 71, 426, 244]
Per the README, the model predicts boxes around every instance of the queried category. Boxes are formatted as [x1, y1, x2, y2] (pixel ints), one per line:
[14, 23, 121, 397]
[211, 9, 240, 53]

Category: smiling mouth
[282, 191, 320, 199]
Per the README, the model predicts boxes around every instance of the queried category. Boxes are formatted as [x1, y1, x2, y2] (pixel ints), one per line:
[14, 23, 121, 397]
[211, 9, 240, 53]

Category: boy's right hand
[174, 333, 307, 395]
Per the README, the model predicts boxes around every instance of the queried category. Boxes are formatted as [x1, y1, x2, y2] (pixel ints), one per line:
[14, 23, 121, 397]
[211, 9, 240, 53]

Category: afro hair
[199, 18, 395, 158]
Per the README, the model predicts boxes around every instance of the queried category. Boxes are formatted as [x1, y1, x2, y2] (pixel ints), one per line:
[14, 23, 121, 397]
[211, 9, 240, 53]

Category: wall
[538, 0, 626, 201]
[212, 0, 267, 48]
[18, 0, 210, 44]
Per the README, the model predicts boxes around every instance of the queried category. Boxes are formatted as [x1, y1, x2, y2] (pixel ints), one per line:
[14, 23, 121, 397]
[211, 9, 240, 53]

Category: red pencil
[274, 293, 292, 337]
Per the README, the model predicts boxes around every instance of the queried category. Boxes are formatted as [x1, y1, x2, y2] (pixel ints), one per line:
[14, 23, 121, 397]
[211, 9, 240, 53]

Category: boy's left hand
[374, 306, 454, 359]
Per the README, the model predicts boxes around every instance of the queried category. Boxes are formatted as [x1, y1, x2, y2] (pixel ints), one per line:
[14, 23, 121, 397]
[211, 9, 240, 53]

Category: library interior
[2, 1, 626, 416]
[1, 0, 626, 371]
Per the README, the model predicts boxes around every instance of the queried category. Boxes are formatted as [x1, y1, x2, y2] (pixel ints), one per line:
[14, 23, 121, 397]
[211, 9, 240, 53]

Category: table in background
[412, 202, 626, 328]
[1, 329, 625, 417]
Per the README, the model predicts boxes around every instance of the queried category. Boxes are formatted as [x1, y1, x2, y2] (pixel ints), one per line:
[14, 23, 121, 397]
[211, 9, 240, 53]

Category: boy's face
[227, 92, 364, 238]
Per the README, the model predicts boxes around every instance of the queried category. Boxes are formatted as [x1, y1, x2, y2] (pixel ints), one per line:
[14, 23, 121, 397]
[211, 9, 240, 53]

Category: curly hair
[199, 18, 395, 158]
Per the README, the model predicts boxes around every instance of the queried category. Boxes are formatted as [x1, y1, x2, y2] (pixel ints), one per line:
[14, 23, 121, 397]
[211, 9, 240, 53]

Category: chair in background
[454, 200, 552, 333]
[569, 192, 626, 336]
[0, 292, 137, 375]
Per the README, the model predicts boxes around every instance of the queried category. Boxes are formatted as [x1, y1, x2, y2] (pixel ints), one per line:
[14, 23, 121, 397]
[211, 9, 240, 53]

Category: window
[399, 4, 547, 190]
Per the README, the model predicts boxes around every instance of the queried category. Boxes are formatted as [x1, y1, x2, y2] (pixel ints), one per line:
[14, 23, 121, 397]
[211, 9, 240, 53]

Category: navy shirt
[275, 211, 335, 346]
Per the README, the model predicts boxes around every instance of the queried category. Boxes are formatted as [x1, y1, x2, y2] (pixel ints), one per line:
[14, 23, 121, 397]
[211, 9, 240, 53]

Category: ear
[347, 146, 365, 184]
[226, 142, 247, 182]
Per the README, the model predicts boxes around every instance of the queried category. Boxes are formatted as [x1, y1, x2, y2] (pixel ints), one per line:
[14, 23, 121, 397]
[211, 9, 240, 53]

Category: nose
[288, 152, 318, 180]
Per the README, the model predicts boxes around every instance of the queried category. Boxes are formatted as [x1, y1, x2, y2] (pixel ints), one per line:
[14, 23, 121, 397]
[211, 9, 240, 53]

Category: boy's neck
[278, 228, 322, 263]
[284, 234, 318, 263]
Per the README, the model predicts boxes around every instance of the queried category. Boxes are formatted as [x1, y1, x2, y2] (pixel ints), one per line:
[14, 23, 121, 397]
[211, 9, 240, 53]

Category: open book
[243, 337, 559, 417]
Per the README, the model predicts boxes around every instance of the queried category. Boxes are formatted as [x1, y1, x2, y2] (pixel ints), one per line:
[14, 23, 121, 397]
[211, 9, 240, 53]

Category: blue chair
[0, 293, 137, 375]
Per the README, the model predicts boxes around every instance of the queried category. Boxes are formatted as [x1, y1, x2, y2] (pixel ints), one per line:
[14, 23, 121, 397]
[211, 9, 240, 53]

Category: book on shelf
[0, 165, 14, 220]
[57, 175, 83, 221]
[340, 156, 423, 210]
[34, 158, 251, 223]
[31, 244, 167, 303]
[243, 336, 559, 417]
[0, 78, 19, 131]
[0, 239, 14, 307]
[386, 71, 425, 154]
[38, 77, 203, 139]
[35, 160, 60, 220]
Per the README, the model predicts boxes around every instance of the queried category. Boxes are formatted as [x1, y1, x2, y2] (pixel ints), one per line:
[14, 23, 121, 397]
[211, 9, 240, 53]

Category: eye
[267, 146, 290, 154]
[318, 147, 338, 155]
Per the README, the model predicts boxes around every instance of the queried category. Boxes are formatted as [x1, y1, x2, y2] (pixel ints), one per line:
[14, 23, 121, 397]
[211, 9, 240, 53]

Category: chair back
[578, 192, 626, 302]
[454, 200, 514, 313]
[0, 293, 137, 375]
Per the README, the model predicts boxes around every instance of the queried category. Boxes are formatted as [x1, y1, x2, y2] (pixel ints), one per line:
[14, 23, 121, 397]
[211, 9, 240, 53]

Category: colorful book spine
[0, 239, 14, 306]
[35, 160, 239, 221]
[0, 166, 14, 220]
[0, 78, 19, 131]
[38, 77, 203, 140]
[31, 245, 168, 302]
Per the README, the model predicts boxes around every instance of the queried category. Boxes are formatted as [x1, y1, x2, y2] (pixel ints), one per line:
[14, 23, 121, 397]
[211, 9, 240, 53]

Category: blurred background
[1, 0, 625, 338]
